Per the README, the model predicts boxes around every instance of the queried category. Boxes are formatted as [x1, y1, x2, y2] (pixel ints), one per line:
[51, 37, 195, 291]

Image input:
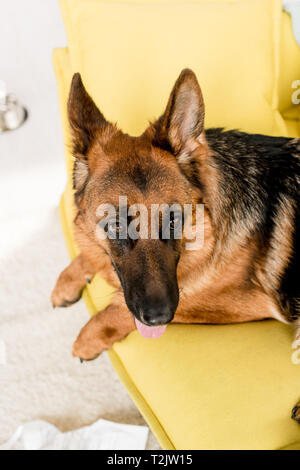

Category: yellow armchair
[53, 0, 300, 450]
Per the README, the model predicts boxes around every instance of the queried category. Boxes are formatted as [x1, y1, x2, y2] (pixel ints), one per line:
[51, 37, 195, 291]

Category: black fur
[205, 128, 300, 323]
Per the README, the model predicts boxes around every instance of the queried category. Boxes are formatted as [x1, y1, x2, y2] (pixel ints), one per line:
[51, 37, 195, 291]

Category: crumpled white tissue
[0, 419, 149, 450]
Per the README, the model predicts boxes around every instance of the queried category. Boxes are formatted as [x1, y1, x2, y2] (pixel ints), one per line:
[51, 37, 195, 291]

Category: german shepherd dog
[51, 69, 300, 421]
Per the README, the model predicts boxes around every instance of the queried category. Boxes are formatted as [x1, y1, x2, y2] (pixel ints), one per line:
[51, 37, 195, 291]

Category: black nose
[140, 302, 174, 326]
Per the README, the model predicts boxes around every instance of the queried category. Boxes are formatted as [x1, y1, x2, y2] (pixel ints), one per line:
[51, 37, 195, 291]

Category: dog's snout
[140, 299, 175, 326]
[121, 243, 180, 327]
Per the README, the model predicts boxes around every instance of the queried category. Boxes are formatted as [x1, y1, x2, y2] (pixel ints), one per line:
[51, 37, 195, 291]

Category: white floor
[0, 0, 158, 449]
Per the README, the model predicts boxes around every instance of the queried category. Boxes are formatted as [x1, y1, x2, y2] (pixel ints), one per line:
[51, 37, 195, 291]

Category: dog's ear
[68, 73, 110, 158]
[153, 69, 205, 159]
[68, 73, 112, 192]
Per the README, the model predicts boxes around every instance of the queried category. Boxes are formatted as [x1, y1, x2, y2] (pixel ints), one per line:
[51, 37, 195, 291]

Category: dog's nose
[141, 302, 174, 326]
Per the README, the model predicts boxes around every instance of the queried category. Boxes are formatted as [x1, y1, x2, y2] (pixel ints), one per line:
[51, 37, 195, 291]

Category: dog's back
[206, 129, 300, 324]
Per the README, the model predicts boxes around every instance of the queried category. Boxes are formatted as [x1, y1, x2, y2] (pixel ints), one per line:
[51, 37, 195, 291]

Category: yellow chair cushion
[283, 106, 300, 121]
[278, 11, 300, 113]
[53, 43, 300, 450]
[53, 0, 300, 447]
[59, 0, 287, 137]
[282, 105, 300, 138]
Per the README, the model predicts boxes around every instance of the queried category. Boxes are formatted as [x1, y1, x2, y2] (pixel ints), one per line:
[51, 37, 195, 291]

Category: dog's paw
[72, 334, 105, 361]
[292, 403, 300, 423]
[51, 273, 84, 308]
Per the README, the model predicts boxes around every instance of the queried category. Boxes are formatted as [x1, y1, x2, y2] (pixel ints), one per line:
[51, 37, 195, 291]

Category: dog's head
[68, 69, 209, 337]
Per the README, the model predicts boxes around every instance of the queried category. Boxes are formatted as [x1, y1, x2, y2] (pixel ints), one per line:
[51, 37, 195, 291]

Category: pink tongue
[135, 318, 167, 339]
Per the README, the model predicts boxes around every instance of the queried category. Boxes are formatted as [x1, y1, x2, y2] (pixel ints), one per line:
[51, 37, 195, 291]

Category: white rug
[0, 0, 158, 449]
[0, 208, 158, 449]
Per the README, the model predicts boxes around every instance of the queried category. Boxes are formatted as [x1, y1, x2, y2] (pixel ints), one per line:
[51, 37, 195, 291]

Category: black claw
[80, 358, 84, 363]
[292, 406, 299, 420]
[86, 279, 91, 284]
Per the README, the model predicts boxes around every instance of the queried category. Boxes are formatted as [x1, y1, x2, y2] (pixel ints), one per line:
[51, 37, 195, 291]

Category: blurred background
[0, 1, 66, 216]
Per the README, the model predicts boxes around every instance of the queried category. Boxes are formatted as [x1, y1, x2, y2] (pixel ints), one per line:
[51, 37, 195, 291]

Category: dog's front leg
[51, 254, 96, 308]
[72, 302, 135, 361]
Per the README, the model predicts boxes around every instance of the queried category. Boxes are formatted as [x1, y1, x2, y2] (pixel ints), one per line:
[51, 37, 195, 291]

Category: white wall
[0, 0, 68, 215]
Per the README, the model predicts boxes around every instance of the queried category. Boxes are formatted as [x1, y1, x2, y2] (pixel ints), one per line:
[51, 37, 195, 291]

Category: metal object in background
[0, 80, 28, 133]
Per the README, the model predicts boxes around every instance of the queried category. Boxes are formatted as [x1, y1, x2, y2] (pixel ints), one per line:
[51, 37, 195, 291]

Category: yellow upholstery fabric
[282, 106, 300, 138]
[53, 0, 300, 450]
[285, 119, 300, 138]
[59, 0, 287, 137]
[283, 106, 300, 121]
[112, 323, 300, 450]
[278, 11, 300, 113]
